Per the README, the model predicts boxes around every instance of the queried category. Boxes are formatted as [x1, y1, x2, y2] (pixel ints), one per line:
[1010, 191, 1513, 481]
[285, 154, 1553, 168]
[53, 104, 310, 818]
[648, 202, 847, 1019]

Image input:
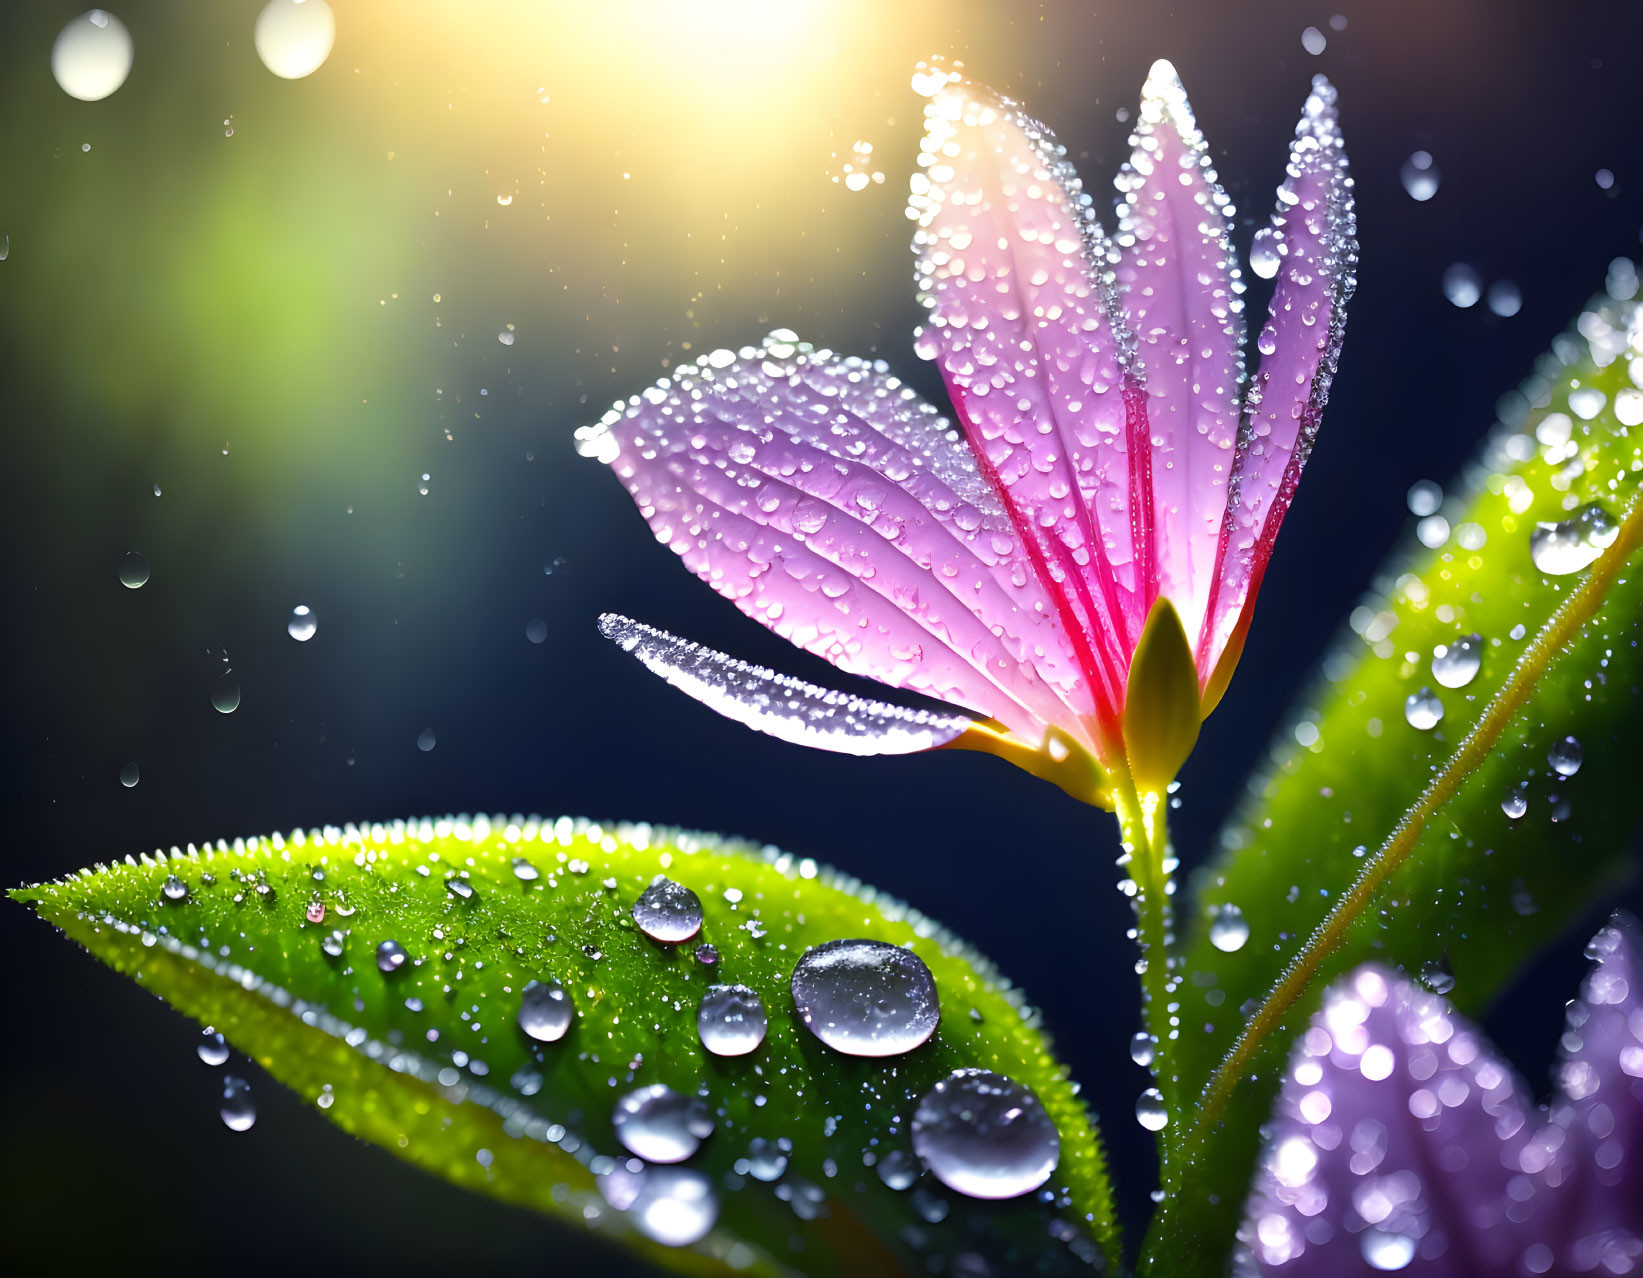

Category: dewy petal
[574, 333, 1093, 743]
[1203, 75, 1358, 688]
[1240, 921, 1643, 1277]
[1116, 60, 1246, 650]
[908, 63, 1146, 731]
[1239, 966, 1538, 1275]
[597, 614, 973, 755]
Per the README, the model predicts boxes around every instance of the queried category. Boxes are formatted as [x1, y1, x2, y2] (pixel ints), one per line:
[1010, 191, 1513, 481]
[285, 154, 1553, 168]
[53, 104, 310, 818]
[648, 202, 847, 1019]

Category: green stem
[1111, 770, 1177, 1178]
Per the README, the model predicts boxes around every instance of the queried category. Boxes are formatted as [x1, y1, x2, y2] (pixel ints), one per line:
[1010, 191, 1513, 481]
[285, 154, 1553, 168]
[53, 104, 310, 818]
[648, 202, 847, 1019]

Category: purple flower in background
[577, 60, 1356, 805]
[1240, 915, 1643, 1275]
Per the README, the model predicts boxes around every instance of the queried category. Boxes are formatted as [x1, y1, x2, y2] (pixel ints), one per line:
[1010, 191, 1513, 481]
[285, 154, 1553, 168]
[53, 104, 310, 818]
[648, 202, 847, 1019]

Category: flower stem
[1111, 770, 1177, 1175]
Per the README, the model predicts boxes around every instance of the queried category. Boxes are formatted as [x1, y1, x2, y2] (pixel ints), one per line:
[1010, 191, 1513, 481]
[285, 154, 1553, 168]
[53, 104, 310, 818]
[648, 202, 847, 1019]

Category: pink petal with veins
[1116, 60, 1247, 651]
[575, 334, 1092, 740]
[1204, 75, 1357, 679]
[909, 69, 1145, 726]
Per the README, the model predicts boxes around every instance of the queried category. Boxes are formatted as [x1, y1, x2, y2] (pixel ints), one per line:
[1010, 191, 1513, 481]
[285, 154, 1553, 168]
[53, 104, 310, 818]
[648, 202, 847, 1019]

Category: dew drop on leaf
[1208, 904, 1250, 953]
[197, 1028, 229, 1067]
[612, 1084, 714, 1162]
[375, 939, 408, 973]
[790, 939, 939, 1057]
[1547, 735, 1583, 778]
[1403, 688, 1444, 730]
[631, 877, 703, 944]
[162, 874, 188, 901]
[1129, 1032, 1156, 1067]
[1529, 504, 1619, 576]
[1430, 634, 1483, 689]
[696, 983, 767, 1057]
[517, 976, 571, 1042]
[910, 1068, 1059, 1199]
[219, 1075, 256, 1132]
[1135, 1087, 1168, 1131]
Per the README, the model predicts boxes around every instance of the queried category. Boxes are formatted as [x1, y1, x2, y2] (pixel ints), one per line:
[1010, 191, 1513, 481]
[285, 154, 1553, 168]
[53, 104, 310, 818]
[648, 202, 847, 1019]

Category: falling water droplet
[1249, 226, 1282, 280]
[1209, 904, 1250, 953]
[416, 728, 437, 752]
[612, 1084, 715, 1162]
[1129, 1032, 1156, 1067]
[909, 1068, 1058, 1200]
[1547, 735, 1583, 778]
[197, 1028, 229, 1066]
[52, 9, 134, 101]
[600, 1165, 718, 1247]
[254, 0, 336, 80]
[1403, 688, 1444, 730]
[162, 874, 189, 901]
[1442, 263, 1481, 308]
[518, 977, 572, 1042]
[1501, 787, 1528, 820]
[1399, 151, 1440, 201]
[211, 674, 241, 715]
[525, 617, 548, 644]
[118, 550, 150, 589]
[1136, 1087, 1168, 1131]
[220, 1075, 257, 1131]
[287, 605, 316, 642]
[631, 877, 703, 944]
[1530, 504, 1618, 575]
[376, 939, 408, 973]
[790, 939, 939, 1057]
[119, 761, 140, 788]
[1430, 634, 1483, 689]
[697, 984, 768, 1057]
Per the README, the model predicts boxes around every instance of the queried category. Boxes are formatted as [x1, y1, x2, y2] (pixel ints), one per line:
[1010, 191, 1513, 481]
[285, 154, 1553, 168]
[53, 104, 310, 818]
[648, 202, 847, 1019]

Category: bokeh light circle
[254, 0, 335, 80]
[51, 10, 134, 102]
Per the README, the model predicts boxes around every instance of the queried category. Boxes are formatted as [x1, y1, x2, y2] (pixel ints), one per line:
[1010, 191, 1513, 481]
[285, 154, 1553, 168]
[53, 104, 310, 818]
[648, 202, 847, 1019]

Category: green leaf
[12, 816, 1117, 1276]
[1142, 281, 1643, 1273]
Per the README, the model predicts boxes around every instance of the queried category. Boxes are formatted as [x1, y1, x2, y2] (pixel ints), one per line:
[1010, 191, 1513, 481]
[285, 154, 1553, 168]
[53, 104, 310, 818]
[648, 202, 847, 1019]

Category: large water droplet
[600, 1165, 718, 1247]
[518, 977, 572, 1042]
[1129, 1032, 1156, 1067]
[197, 1028, 229, 1066]
[910, 1069, 1059, 1200]
[1547, 735, 1583, 778]
[254, 0, 336, 80]
[1360, 1227, 1416, 1270]
[1529, 504, 1618, 575]
[1249, 226, 1282, 280]
[118, 550, 150, 589]
[1430, 634, 1482, 689]
[789, 939, 939, 1057]
[119, 761, 140, 788]
[52, 10, 134, 102]
[1399, 151, 1439, 201]
[697, 983, 767, 1057]
[631, 877, 703, 944]
[613, 1084, 714, 1162]
[1136, 1087, 1168, 1131]
[375, 939, 408, 973]
[220, 1075, 256, 1131]
[287, 605, 316, 642]
[1403, 688, 1443, 730]
[1209, 903, 1249, 953]
[211, 674, 241, 715]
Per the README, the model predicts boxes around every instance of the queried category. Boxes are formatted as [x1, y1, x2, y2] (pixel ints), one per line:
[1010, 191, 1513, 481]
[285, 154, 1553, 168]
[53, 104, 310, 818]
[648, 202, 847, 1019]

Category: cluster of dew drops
[161, 841, 1070, 1250]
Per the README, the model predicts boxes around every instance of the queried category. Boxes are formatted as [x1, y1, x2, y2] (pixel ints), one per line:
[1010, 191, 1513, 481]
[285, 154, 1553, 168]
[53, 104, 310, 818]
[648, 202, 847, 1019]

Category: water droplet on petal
[254, 0, 336, 80]
[1431, 634, 1482, 688]
[631, 877, 703, 944]
[910, 1069, 1059, 1199]
[1548, 735, 1583, 777]
[118, 551, 150, 589]
[376, 939, 408, 973]
[696, 983, 767, 1057]
[197, 1028, 229, 1066]
[287, 605, 316, 642]
[1249, 226, 1282, 280]
[790, 939, 939, 1057]
[1404, 688, 1444, 730]
[1136, 1087, 1168, 1131]
[613, 1084, 714, 1162]
[219, 1075, 256, 1131]
[52, 10, 134, 102]
[518, 977, 572, 1042]
[1209, 904, 1250, 953]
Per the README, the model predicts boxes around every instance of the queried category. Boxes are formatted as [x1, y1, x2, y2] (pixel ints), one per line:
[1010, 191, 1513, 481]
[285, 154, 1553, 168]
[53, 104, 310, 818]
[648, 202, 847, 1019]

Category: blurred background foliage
[2, 1, 1640, 1273]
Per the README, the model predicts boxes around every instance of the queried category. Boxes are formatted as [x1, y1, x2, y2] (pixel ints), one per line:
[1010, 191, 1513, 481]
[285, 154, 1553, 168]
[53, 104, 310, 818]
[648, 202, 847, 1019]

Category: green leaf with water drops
[11, 815, 1117, 1276]
[1138, 272, 1643, 1273]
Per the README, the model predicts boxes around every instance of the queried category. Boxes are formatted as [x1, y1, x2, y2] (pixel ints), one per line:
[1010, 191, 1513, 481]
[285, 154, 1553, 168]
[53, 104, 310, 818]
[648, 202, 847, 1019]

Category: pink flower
[577, 60, 1356, 806]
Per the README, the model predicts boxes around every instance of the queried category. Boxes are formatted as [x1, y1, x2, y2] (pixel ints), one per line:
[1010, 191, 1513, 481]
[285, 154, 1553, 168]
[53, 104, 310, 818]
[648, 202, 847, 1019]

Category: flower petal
[574, 333, 1092, 740]
[1116, 60, 1246, 649]
[1203, 75, 1357, 687]
[597, 614, 973, 755]
[908, 63, 1146, 728]
[1239, 966, 1537, 1274]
